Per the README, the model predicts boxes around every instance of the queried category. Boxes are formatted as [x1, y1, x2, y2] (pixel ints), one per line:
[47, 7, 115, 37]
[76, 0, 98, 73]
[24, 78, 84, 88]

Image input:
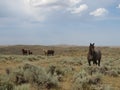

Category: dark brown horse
[22, 49, 28, 55]
[87, 43, 101, 66]
[28, 50, 32, 55]
[43, 49, 55, 56]
[22, 49, 32, 55]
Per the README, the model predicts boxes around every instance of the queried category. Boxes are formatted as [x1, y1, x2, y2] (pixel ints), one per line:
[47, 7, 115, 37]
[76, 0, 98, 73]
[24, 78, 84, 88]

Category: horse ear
[93, 43, 95, 45]
[90, 43, 92, 45]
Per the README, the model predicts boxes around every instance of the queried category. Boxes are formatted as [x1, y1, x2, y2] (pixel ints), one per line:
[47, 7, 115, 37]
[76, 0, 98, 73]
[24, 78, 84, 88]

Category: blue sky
[0, 0, 120, 46]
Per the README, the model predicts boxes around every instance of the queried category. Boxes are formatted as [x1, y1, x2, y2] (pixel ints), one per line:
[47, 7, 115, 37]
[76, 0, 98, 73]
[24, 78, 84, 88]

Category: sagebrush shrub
[8, 63, 59, 89]
[0, 82, 14, 90]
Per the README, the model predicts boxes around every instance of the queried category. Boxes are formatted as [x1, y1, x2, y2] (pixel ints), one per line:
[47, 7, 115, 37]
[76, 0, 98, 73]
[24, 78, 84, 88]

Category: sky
[0, 0, 120, 46]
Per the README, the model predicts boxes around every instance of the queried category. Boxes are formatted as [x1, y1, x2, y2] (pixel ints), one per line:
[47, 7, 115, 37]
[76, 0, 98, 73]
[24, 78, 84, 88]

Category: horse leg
[88, 59, 91, 66]
[47, 53, 49, 56]
[98, 59, 101, 66]
[52, 53, 54, 56]
[95, 60, 97, 65]
[93, 60, 95, 64]
[93, 60, 97, 66]
[23, 52, 25, 55]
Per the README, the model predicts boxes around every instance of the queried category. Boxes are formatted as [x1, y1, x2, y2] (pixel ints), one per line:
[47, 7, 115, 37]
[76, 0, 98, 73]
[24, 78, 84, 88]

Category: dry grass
[102, 76, 120, 89]
[0, 45, 120, 90]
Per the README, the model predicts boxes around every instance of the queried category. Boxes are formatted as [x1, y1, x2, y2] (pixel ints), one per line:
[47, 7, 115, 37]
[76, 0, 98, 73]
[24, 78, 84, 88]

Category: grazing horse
[43, 49, 55, 56]
[87, 43, 101, 66]
[22, 49, 28, 55]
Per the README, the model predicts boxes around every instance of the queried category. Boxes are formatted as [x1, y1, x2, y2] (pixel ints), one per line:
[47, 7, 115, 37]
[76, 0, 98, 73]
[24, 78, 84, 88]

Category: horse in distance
[87, 43, 102, 66]
[22, 49, 32, 55]
[28, 50, 33, 55]
[22, 49, 28, 55]
[43, 49, 55, 56]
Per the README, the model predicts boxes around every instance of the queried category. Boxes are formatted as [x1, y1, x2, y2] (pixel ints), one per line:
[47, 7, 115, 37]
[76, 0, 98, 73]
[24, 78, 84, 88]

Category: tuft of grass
[72, 70, 91, 90]
[72, 67, 103, 90]
[14, 84, 30, 90]
[0, 74, 14, 90]
[0, 81, 14, 90]
[60, 57, 82, 66]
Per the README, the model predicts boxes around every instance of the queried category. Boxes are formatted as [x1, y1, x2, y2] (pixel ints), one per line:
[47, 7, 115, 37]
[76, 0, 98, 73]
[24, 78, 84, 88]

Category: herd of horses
[21, 43, 102, 66]
[22, 49, 54, 56]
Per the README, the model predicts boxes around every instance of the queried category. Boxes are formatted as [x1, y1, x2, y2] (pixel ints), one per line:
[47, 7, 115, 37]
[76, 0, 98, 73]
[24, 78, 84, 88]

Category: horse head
[89, 43, 95, 55]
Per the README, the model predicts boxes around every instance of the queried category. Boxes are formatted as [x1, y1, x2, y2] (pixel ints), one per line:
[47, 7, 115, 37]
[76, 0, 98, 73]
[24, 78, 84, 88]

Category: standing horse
[28, 50, 32, 55]
[22, 49, 28, 55]
[22, 49, 32, 55]
[87, 43, 101, 66]
[43, 49, 55, 56]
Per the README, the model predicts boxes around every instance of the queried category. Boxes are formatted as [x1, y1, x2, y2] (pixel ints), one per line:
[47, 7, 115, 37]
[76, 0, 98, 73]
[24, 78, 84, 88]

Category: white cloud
[28, 0, 85, 16]
[28, 0, 66, 13]
[69, 4, 88, 14]
[69, 0, 82, 6]
[0, 0, 118, 22]
[90, 8, 108, 16]
[30, 0, 82, 11]
[116, 4, 120, 8]
[30, 0, 58, 7]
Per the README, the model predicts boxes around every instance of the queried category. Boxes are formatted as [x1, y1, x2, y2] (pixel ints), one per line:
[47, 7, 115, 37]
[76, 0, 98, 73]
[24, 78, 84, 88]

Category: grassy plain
[0, 45, 120, 90]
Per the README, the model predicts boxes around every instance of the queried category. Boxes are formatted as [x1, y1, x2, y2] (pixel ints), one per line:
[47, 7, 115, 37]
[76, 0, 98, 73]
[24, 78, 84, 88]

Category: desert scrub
[82, 65, 119, 77]
[24, 64, 59, 89]
[0, 55, 44, 63]
[0, 74, 14, 90]
[72, 70, 102, 90]
[60, 57, 82, 66]
[14, 84, 30, 90]
[47, 65, 74, 82]
[9, 66, 27, 85]
[113, 66, 120, 74]
[7, 63, 59, 90]
[83, 66, 109, 75]
[0, 81, 14, 90]
[102, 58, 116, 67]
[99, 66, 119, 77]
[72, 70, 91, 90]
[0, 55, 24, 62]
[101, 85, 118, 90]
[104, 69, 119, 77]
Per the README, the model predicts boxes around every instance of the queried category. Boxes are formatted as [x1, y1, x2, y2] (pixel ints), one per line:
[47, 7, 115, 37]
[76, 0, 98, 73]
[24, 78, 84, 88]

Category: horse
[28, 50, 32, 55]
[22, 49, 32, 55]
[43, 49, 55, 56]
[22, 49, 28, 55]
[87, 43, 101, 66]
